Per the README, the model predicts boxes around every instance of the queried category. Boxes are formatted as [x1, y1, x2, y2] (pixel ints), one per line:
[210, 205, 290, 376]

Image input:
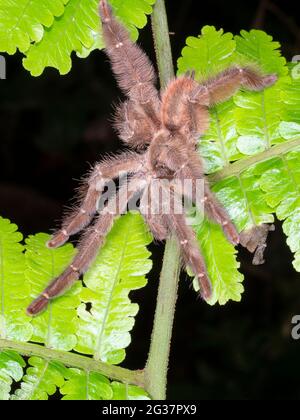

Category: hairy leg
[161, 76, 210, 137]
[203, 182, 239, 245]
[203, 66, 277, 105]
[99, 0, 158, 105]
[27, 176, 147, 315]
[142, 212, 168, 241]
[170, 151, 239, 245]
[163, 212, 212, 300]
[140, 185, 168, 241]
[48, 152, 144, 248]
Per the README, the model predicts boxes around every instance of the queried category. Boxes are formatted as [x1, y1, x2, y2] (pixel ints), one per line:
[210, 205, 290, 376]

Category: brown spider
[27, 0, 277, 315]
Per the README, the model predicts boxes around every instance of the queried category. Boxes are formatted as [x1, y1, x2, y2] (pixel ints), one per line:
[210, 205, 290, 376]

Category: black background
[1, 0, 300, 400]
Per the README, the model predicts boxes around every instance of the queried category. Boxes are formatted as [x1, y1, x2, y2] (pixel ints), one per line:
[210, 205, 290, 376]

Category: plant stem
[151, 0, 174, 88]
[0, 338, 144, 387]
[145, 237, 181, 399]
[144, 0, 181, 400]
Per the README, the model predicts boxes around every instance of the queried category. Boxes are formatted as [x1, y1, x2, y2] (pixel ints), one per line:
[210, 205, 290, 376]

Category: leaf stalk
[0, 338, 145, 387]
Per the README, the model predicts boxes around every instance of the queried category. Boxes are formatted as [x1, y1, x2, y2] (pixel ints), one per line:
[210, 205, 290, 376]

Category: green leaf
[11, 357, 65, 400]
[234, 30, 287, 76]
[0, 214, 151, 399]
[0, 0, 69, 54]
[61, 368, 113, 400]
[0, 351, 25, 400]
[75, 212, 152, 364]
[192, 218, 243, 305]
[177, 25, 236, 80]
[281, 65, 300, 124]
[23, 0, 101, 76]
[200, 100, 239, 173]
[177, 27, 239, 173]
[260, 150, 300, 269]
[213, 159, 275, 233]
[233, 30, 289, 154]
[234, 79, 287, 152]
[0, 0, 156, 75]
[60, 369, 149, 400]
[21, 0, 156, 76]
[236, 135, 267, 155]
[177, 26, 300, 304]
[111, 0, 155, 34]
[279, 121, 300, 140]
[25, 233, 81, 351]
[111, 381, 150, 400]
[0, 217, 32, 342]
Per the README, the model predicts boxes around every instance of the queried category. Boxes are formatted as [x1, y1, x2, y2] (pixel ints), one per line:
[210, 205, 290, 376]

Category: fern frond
[213, 159, 275, 232]
[0, 211, 152, 400]
[200, 100, 239, 173]
[60, 368, 149, 400]
[234, 29, 287, 75]
[25, 233, 80, 351]
[0, 0, 69, 54]
[75, 212, 152, 364]
[60, 368, 113, 400]
[0, 0, 156, 75]
[192, 219, 244, 305]
[11, 357, 65, 400]
[260, 150, 300, 270]
[0, 217, 32, 342]
[177, 26, 300, 304]
[177, 26, 238, 174]
[23, 0, 101, 76]
[177, 26, 236, 80]
[0, 351, 25, 400]
[111, 381, 150, 400]
[281, 63, 300, 125]
[234, 30, 289, 154]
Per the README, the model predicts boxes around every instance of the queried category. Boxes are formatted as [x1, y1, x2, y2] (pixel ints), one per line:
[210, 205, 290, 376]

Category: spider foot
[222, 221, 240, 246]
[261, 74, 278, 87]
[197, 272, 212, 301]
[241, 67, 278, 91]
[99, 0, 112, 23]
[27, 294, 49, 316]
[47, 230, 69, 248]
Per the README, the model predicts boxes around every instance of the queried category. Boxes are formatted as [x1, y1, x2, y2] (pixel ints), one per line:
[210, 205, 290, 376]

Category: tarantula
[27, 0, 277, 315]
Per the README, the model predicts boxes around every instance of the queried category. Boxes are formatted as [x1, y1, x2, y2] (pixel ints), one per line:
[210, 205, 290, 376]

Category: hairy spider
[27, 0, 277, 315]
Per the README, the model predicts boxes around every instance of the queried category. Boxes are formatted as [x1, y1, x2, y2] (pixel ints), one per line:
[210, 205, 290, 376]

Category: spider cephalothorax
[27, 0, 277, 315]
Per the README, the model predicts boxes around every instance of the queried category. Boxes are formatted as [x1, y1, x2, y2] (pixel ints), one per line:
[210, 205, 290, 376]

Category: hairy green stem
[0, 338, 144, 387]
[145, 237, 181, 400]
[151, 0, 174, 88]
[144, 0, 180, 400]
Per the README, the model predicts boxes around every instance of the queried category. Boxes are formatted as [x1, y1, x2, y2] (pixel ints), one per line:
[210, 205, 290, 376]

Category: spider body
[27, 0, 277, 315]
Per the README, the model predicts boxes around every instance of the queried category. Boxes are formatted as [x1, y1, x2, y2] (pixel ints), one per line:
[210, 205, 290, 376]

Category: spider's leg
[48, 152, 143, 248]
[202, 182, 239, 245]
[162, 68, 276, 138]
[163, 211, 212, 300]
[172, 152, 239, 245]
[203, 66, 277, 105]
[142, 214, 168, 241]
[27, 176, 147, 315]
[99, 0, 158, 107]
[161, 76, 210, 138]
[140, 184, 168, 241]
